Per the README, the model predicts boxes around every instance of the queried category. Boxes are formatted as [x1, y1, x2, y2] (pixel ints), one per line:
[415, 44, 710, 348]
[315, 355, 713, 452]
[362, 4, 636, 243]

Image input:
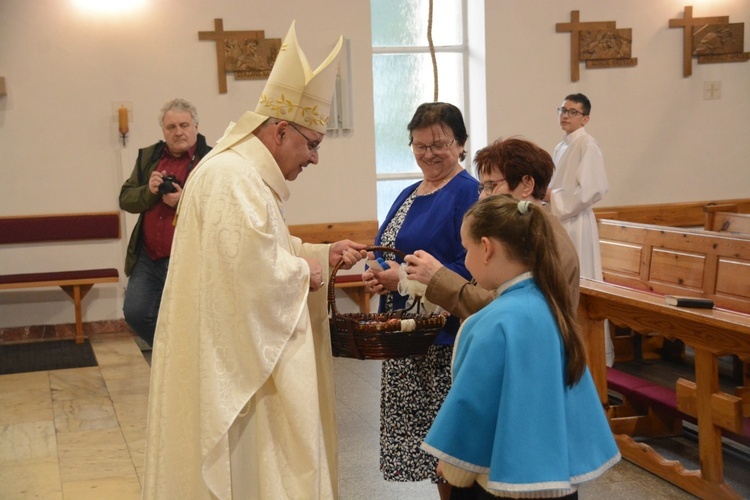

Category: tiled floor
[0, 332, 719, 499]
[0, 332, 147, 499]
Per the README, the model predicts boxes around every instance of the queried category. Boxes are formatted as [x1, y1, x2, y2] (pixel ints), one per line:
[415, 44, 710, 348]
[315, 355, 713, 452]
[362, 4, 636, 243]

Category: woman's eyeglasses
[477, 178, 506, 195]
[410, 138, 456, 155]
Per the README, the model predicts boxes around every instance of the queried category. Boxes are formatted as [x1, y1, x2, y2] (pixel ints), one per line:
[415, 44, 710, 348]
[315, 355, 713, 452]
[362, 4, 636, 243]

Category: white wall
[484, 0, 750, 206]
[0, 0, 376, 327]
[2, 0, 749, 328]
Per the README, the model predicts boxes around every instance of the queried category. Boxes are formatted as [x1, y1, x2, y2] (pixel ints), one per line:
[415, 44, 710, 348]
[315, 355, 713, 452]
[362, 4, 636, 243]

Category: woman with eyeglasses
[403, 137, 580, 322]
[362, 102, 478, 499]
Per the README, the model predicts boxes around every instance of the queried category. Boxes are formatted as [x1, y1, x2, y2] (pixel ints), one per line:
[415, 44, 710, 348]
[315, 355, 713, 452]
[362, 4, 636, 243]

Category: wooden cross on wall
[199, 19, 279, 94]
[669, 6, 729, 77]
[556, 11, 616, 82]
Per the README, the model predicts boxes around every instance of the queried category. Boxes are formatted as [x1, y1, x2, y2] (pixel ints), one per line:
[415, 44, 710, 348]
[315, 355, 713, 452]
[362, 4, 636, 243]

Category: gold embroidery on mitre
[254, 20, 342, 134]
[257, 94, 329, 127]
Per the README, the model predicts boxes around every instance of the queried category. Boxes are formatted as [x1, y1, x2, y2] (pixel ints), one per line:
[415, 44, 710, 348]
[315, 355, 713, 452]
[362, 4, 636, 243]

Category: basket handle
[327, 246, 405, 316]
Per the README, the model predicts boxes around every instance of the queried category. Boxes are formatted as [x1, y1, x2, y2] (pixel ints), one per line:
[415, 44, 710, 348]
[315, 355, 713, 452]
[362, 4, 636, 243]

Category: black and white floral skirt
[380, 344, 452, 483]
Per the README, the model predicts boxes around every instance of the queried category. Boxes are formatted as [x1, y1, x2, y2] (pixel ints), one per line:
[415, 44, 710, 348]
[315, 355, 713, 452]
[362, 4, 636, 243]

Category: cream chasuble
[142, 132, 337, 499]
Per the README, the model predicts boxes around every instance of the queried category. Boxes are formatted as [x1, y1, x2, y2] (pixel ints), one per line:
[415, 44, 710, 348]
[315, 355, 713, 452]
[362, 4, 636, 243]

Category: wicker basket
[328, 246, 447, 360]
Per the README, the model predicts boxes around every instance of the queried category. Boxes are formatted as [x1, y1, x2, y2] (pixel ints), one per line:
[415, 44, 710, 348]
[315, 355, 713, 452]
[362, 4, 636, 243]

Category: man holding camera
[119, 98, 211, 347]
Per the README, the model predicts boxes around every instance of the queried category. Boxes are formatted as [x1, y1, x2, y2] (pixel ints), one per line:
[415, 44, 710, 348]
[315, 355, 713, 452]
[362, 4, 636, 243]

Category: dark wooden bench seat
[607, 367, 750, 448]
[607, 367, 688, 421]
[0, 269, 120, 288]
[0, 212, 121, 343]
[606, 366, 658, 399]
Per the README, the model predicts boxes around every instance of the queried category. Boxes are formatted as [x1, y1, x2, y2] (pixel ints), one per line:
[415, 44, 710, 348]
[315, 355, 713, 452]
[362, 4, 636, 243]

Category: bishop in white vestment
[142, 22, 365, 499]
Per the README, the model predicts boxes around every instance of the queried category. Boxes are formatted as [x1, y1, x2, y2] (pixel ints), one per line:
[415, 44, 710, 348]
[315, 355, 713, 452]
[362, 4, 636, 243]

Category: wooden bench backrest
[0, 212, 121, 244]
[594, 197, 750, 227]
[288, 220, 379, 246]
[598, 219, 750, 314]
[705, 211, 750, 235]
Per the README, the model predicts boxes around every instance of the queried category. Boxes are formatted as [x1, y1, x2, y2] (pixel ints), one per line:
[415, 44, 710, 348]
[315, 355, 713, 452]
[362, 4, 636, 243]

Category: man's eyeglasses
[477, 178, 506, 195]
[288, 122, 321, 152]
[557, 107, 586, 118]
[410, 138, 456, 155]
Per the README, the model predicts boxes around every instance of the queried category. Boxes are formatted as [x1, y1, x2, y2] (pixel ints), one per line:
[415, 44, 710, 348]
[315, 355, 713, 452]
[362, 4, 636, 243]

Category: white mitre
[256, 20, 343, 133]
[176, 21, 342, 219]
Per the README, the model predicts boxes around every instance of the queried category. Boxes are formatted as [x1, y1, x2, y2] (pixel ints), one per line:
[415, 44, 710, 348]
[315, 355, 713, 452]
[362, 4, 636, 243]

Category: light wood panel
[594, 198, 750, 227]
[598, 220, 750, 314]
[288, 220, 379, 245]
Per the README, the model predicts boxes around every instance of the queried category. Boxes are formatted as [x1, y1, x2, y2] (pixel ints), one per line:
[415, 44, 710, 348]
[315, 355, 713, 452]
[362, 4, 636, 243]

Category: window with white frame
[370, 0, 470, 223]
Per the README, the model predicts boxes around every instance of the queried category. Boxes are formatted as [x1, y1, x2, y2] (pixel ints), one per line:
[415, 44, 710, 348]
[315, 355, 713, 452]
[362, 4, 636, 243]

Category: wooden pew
[593, 199, 750, 364]
[593, 197, 750, 227]
[599, 217, 750, 378]
[288, 220, 379, 313]
[579, 279, 750, 500]
[597, 219, 750, 315]
[593, 219, 750, 495]
[0, 212, 121, 343]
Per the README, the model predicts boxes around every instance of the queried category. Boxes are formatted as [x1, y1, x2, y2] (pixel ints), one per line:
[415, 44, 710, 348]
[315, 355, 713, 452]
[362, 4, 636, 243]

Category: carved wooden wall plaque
[669, 6, 749, 77]
[557, 11, 637, 82]
[199, 19, 281, 94]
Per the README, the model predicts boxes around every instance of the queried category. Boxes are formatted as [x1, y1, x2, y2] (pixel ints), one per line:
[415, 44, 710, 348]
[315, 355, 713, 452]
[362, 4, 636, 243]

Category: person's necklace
[418, 165, 461, 196]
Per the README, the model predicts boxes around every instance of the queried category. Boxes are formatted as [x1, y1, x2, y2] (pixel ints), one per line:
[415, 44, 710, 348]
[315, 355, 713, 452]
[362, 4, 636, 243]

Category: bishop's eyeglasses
[289, 122, 321, 152]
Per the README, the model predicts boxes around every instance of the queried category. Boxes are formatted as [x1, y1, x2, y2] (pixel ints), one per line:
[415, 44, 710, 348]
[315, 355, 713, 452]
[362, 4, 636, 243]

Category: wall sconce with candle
[118, 106, 129, 146]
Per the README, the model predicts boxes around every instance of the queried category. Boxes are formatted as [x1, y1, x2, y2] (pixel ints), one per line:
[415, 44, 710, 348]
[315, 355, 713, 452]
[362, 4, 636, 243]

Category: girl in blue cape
[421, 195, 620, 499]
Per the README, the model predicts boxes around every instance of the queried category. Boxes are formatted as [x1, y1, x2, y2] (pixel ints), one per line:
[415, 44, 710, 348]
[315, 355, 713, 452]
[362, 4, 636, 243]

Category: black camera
[158, 175, 181, 195]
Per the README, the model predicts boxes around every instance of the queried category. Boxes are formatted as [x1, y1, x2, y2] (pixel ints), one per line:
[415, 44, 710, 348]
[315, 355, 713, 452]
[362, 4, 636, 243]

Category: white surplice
[550, 126, 608, 279]
[142, 124, 337, 499]
[550, 126, 613, 365]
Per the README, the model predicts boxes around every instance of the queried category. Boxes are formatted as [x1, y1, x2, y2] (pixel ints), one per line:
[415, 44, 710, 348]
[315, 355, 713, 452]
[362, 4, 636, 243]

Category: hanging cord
[427, 0, 438, 101]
